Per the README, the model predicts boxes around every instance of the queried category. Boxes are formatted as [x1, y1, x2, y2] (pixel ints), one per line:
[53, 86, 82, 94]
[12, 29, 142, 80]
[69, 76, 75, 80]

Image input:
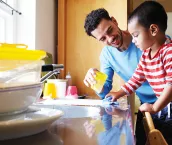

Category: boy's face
[128, 17, 154, 51]
[91, 17, 123, 49]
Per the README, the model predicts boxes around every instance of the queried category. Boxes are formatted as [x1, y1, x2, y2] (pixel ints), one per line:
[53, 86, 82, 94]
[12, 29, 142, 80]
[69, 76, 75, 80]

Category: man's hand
[139, 103, 156, 114]
[83, 68, 99, 87]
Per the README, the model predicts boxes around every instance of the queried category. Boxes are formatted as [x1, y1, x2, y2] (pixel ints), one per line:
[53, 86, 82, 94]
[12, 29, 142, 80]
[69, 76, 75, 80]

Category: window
[0, 0, 16, 43]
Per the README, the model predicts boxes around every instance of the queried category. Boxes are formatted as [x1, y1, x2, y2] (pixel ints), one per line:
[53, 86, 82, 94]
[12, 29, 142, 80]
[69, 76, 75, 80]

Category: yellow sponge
[91, 72, 108, 93]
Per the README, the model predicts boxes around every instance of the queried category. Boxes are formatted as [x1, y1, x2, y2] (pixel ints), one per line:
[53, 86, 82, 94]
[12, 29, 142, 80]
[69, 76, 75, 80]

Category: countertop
[0, 99, 135, 145]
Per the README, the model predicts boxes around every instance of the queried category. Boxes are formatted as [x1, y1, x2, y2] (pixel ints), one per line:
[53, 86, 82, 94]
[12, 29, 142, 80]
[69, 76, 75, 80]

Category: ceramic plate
[0, 108, 63, 140]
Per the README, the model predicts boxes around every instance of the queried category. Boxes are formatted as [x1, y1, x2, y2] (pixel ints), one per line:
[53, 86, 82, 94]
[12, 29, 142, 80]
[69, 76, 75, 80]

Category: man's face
[128, 17, 154, 51]
[91, 18, 123, 48]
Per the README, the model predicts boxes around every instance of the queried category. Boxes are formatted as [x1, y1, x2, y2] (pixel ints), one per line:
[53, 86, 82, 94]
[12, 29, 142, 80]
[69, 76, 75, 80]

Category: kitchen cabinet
[57, 0, 172, 98]
[131, 0, 172, 13]
[58, 0, 127, 98]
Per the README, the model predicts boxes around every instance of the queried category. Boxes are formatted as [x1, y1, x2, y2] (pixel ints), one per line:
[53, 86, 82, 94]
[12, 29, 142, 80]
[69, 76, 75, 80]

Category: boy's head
[128, 1, 167, 50]
[84, 8, 123, 49]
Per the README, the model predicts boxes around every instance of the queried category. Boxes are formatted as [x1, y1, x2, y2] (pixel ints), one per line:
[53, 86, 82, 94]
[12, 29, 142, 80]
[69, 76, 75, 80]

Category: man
[83, 8, 169, 145]
[83, 8, 156, 104]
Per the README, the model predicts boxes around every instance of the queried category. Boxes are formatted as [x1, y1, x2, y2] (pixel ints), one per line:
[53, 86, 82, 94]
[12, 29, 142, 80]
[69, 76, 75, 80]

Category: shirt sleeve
[163, 45, 172, 85]
[97, 47, 114, 99]
[121, 56, 146, 96]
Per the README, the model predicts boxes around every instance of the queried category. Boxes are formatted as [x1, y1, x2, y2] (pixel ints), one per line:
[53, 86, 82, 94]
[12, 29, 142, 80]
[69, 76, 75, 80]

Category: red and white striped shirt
[122, 40, 172, 97]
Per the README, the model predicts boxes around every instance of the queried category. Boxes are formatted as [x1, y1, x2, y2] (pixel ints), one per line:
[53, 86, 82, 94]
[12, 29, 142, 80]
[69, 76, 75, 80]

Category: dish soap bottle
[66, 72, 72, 88]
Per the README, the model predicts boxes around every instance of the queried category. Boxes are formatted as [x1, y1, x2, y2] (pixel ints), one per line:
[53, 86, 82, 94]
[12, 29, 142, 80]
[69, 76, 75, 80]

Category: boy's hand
[105, 92, 121, 102]
[105, 89, 126, 102]
[139, 103, 156, 114]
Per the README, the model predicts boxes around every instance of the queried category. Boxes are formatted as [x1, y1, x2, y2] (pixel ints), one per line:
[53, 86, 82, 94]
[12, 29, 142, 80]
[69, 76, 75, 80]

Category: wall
[35, 0, 56, 63]
[132, 1, 172, 37]
[16, 0, 56, 62]
[167, 12, 172, 38]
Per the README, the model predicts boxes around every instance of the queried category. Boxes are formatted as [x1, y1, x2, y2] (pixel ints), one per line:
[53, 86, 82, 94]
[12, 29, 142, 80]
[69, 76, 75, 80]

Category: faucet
[40, 64, 64, 82]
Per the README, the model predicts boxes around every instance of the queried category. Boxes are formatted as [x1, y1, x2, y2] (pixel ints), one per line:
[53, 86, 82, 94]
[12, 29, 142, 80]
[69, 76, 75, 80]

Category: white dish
[0, 107, 63, 140]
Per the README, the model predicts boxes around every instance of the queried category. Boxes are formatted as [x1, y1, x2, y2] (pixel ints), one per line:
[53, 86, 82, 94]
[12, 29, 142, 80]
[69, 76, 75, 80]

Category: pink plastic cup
[66, 86, 78, 99]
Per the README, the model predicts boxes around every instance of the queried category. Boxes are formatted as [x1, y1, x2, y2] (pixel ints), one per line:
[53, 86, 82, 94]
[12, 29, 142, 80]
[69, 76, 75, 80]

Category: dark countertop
[0, 101, 135, 145]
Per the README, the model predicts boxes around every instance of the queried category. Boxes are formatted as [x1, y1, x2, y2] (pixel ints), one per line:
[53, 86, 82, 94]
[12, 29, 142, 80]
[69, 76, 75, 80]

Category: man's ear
[150, 24, 159, 36]
[111, 17, 118, 26]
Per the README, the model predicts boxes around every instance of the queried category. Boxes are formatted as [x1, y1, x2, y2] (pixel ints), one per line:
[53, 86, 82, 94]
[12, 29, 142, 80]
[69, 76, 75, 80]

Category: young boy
[106, 1, 172, 116]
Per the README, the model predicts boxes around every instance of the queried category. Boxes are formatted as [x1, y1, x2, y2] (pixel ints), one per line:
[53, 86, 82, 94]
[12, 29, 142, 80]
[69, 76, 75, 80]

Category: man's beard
[116, 29, 124, 52]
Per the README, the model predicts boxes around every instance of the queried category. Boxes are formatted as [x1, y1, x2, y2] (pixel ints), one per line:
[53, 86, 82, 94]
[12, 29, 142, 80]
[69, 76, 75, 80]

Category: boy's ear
[150, 24, 159, 36]
[111, 17, 118, 26]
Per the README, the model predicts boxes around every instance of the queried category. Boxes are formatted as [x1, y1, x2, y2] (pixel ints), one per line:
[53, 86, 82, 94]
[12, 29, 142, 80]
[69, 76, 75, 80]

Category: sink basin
[34, 100, 101, 118]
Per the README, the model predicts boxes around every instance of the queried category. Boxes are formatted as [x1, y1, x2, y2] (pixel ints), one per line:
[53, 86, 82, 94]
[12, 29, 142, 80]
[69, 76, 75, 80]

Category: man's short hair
[128, 1, 167, 32]
[84, 8, 111, 36]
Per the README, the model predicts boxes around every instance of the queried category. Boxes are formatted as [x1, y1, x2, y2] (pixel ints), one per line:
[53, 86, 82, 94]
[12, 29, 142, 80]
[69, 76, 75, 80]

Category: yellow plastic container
[0, 43, 28, 49]
[0, 43, 46, 60]
[43, 83, 57, 99]
[0, 60, 44, 85]
[91, 71, 108, 93]
[0, 49, 46, 60]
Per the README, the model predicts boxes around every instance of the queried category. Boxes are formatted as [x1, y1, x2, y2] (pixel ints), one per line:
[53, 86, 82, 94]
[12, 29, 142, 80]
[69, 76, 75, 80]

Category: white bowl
[0, 83, 43, 115]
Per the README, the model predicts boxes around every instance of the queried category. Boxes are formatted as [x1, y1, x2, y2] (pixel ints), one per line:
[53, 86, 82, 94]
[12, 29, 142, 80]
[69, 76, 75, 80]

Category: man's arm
[97, 48, 114, 99]
[97, 66, 114, 99]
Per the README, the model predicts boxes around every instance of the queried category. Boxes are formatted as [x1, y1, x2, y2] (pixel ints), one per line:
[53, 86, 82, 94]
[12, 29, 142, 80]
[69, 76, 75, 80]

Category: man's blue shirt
[98, 42, 157, 104]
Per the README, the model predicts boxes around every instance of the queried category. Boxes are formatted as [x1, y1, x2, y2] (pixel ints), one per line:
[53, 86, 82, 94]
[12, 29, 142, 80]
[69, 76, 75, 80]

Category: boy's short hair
[128, 1, 167, 32]
[84, 8, 111, 36]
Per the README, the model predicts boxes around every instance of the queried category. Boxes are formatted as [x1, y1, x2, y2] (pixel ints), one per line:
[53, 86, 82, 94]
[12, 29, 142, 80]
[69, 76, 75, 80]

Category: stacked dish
[0, 44, 64, 140]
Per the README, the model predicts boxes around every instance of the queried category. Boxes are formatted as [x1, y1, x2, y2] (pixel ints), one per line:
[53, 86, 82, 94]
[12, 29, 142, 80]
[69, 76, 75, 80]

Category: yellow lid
[0, 50, 46, 60]
[0, 43, 28, 49]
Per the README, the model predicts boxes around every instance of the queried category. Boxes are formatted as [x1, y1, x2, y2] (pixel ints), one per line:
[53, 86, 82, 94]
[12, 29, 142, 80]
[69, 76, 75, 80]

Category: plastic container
[91, 71, 108, 93]
[0, 50, 46, 60]
[0, 60, 44, 87]
[0, 43, 28, 49]
[0, 43, 46, 60]
[43, 83, 57, 99]
[47, 79, 67, 98]
[66, 86, 78, 99]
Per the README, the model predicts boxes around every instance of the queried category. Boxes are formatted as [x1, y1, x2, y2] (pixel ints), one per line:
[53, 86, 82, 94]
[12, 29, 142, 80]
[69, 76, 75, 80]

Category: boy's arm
[152, 85, 172, 113]
[121, 61, 146, 96]
[139, 85, 172, 114]
[140, 46, 172, 113]
[152, 45, 172, 112]
[106, 58, 146, 102]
